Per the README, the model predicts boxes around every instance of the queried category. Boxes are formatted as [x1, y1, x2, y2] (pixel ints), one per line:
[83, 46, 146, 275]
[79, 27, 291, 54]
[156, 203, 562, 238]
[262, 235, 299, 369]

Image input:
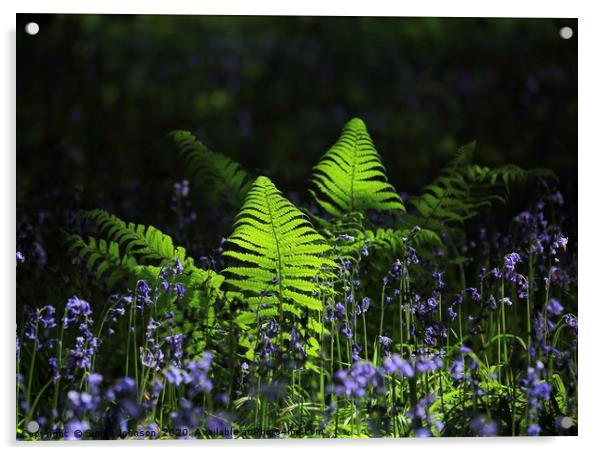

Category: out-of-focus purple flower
[471, 415, 498, 436]
[433, 271, 444, 290]
[332, 361, 384, 398]
[406, 247, 419, 265]
[502, 297, 512, 307]
[49, 357, 61, 382]
[383, 354, 414, 378]
[546, 298, 564, 316]
[170, 397, 203, 439]
[449, 359, 464, 381]
[414, 428, 432, 437]
[16, 251, 25, 264]
[527, 424, 541, 436]
[206, 412, 232, 438]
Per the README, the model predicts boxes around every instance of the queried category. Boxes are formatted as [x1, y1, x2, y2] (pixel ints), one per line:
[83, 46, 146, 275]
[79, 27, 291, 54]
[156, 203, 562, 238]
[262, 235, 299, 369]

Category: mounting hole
[559, 26, 573, 40]
[25, 22, 39, 36]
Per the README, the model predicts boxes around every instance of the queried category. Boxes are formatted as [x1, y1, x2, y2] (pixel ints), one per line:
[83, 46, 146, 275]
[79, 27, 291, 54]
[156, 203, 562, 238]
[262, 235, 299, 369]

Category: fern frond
[86, 209, 190, 266]
[223, 176, 335, 329]
[310, 118, 405, 217]
[67, 234, 138, 289]
[170, 130, 252, 208]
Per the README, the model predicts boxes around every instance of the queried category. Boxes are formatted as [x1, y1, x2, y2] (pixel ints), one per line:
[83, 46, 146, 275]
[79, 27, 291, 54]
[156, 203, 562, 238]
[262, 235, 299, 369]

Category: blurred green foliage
[17, 14, 576, 233]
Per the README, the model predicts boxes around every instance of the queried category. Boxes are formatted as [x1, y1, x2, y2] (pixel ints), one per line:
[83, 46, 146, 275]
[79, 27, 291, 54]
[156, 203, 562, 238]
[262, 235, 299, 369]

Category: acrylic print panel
[16, 14, 577, 440]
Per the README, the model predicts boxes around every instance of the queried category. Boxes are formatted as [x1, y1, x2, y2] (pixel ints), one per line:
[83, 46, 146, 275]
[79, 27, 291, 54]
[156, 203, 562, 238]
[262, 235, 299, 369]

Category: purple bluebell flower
[341, 323, 353, 339]
[332, 361, 384, 398]
[361, 296, 371, 313]
[471, 415, 498, 436]
[433, 271, 444, 289]
[526, 424, 541, 436]
[449, 359, 464, 381]
[546, 298, 564, 316]
[39, 305, 57, 329]
[63, 295, 92, 328]
[49, 357, 61, 382]
[504, 252, 521, 274]
[552, 234, 568, 254]
[334, 302, 346, 318]
[173, 282, 186, 298]
[564, 314, 578, 335]
[175, 258, 184, 275]
[406, 247, 419, 265]
[467, 287, 481, 302]
[16, 251, 25, 264]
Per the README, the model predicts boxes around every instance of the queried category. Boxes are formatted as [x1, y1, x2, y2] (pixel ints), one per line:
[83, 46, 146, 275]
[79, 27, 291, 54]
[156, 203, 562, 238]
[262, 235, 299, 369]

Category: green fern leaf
[170, 130, 252, 208]
[223, 176, 335, 329]
[310, 118, 405, 217]
[86, 209, 189, 266]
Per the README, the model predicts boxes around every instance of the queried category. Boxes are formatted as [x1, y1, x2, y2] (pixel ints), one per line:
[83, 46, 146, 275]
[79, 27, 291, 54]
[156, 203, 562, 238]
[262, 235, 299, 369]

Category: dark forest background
[16, 15, 577, 283]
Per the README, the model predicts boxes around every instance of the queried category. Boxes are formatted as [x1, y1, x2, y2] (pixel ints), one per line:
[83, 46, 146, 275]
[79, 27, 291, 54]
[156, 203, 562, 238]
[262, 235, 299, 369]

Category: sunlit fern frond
[310, 118, 405, 217]
[223, 176, 335, 359]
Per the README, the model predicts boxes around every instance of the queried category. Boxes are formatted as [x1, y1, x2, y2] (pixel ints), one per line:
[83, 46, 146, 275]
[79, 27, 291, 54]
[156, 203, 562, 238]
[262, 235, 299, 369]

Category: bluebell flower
[173, 282, 186, 298]
[546, 298, 564, 316]
[470, 415, 498, 436]
[361, 296, 371, 313]
[383, 354, 414, 378]
[378, 335, 393, 347]
[504, 252, 521, 274]
[552, 234, 568, 254]
[63, 295, 92, 328]
[467, 287, 481, 302]
[526, 424, 541, 436]
[16, 251, 25, 264]
[175, 258, 184, 275]
[341, 323, 353, 339]
[414, 428, 432, 437]
[433, 271, 444, 289]
[564, 314, 578, 335]
[49, 357, 61, 382]
[449, 359, 464, 381]
[406, 247, 419, 265]
[165, 333, 185, 366]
